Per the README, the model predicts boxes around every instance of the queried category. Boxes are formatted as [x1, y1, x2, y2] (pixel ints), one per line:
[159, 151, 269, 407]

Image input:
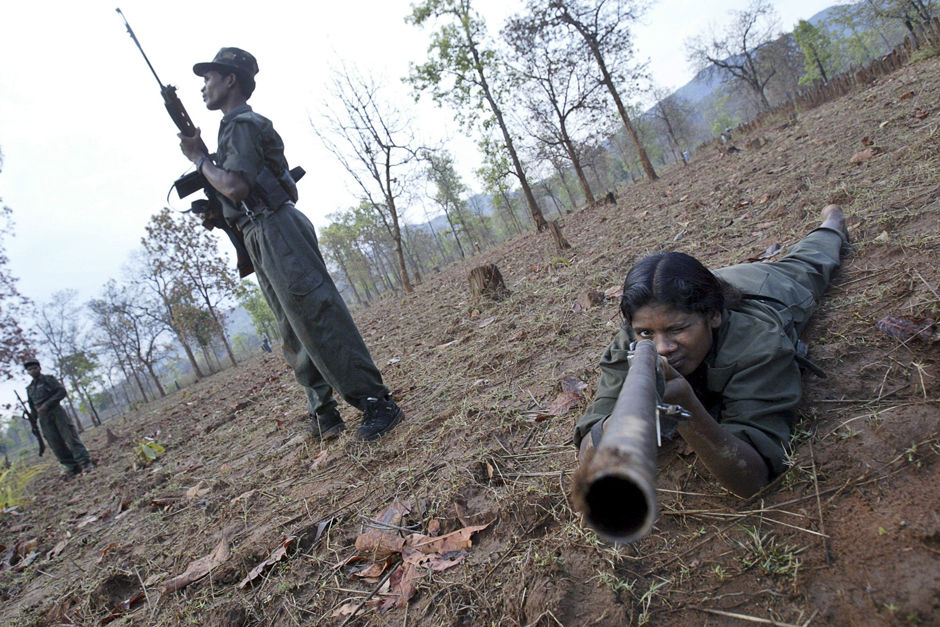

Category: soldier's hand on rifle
[658, 356, 694, 408]
[178, 128, 208, 164]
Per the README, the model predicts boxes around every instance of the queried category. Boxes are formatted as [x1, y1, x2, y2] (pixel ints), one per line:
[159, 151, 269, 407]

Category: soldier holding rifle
[24, 359, 93, 477]
[576, 206, 848, 500]
[176, 48, 404, 442]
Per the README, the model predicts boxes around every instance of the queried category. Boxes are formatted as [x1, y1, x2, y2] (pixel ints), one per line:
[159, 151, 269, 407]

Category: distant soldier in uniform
[178, 47, 404, 441]
[24, 359, 93, 476]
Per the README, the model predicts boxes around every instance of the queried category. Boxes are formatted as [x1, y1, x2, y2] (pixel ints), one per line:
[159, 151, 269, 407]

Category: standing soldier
[24, 359, 93, 476]
[178, 48, 404, 441]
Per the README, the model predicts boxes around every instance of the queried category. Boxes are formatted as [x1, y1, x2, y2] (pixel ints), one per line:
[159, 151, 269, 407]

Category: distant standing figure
[178, 47, 404, 441]
[261, 335, 272, 353]
[24, 359, 93, 476]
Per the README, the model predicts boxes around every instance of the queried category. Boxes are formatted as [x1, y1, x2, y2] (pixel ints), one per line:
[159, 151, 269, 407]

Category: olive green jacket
[574, 284, 804, 479]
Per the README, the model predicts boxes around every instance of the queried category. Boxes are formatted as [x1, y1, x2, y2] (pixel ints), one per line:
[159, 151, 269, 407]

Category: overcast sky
[0, 0, 839, 334]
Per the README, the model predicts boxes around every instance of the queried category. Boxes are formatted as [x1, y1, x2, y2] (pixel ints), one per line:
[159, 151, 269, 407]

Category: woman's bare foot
[820, 204, 847, 239]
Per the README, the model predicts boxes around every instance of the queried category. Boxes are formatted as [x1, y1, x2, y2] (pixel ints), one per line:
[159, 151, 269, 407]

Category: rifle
[116, 8, 254, 278]
[14, 391, 45, 457]
[571, 339, 690, 544]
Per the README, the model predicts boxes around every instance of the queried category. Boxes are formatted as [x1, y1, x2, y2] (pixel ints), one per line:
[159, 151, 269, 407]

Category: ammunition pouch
[246, 165, 300, 213]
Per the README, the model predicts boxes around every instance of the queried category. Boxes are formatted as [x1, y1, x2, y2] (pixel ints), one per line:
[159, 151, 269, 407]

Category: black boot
[357, 396, 403, 441]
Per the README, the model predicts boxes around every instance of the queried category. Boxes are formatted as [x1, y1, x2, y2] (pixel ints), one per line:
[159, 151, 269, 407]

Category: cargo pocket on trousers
[270, 222, 325, 297]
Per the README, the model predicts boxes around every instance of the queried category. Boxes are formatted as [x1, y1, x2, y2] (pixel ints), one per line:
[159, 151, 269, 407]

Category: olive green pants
[715, 226, 845, 336]
[243, 205, 388, 415]
[40, 405, 90, 472]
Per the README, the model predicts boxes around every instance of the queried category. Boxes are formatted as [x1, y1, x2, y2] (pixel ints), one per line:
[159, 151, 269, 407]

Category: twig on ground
[134, 566, 151, 608]
[694, 607, 802, 626]
[807, 440, 832, 565]
[338, 564, 397, 627]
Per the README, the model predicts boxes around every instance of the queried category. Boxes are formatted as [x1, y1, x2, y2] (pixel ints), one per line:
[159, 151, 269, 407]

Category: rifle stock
[175, 167, 306, 278]
[572, 339, 660, 544]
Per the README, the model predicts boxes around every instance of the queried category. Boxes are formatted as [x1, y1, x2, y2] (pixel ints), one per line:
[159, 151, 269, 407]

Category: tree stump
[468, 264, 510, 301]
[549, 220, 571, 251]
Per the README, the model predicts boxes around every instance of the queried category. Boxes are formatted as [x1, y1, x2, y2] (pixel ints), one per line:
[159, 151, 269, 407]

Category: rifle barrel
[572, 339, 660, 544]
[116, 8, 165, 89]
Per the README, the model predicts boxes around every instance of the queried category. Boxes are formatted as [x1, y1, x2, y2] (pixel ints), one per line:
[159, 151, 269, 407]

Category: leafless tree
[532, 0, 658, 182]
[504, 11, 607, 205]
[317, 70, 421, 293]
[686, 0, 781, 112]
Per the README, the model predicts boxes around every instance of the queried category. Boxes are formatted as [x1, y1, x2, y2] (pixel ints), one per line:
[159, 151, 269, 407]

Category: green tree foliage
[475, 136, 526, 236]
[142, 207, 242, 367]
[706, 93, 743, 138]
[424, 150, 476, 258]
[0, 149, 33, 379]
[794, 19, 834, 84]
[408, 0, 549, 231]
[237, 280, 278, 339]
[60, 350, 102, 419]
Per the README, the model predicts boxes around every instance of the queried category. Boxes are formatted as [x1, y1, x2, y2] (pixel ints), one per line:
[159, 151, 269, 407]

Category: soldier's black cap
[23, 358, 39, 368]
[193, 47, 259, 80]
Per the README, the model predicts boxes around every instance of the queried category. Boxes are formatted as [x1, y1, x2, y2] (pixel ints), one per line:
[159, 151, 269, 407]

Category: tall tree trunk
[499, 190, 524, 235]
[566, 20, 657, 181]
[64, 397, 84, 432]
[143, 362, 166, 397]
[561, 137, 595, 205]
[463, 20, 548, 231]
[206, 304, 236, 367]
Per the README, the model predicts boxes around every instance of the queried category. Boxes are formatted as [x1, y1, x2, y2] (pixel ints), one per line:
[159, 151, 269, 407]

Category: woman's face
[630, 303, 722, 377]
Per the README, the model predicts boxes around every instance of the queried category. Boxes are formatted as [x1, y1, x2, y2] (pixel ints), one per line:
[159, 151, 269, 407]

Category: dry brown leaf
[237, 536, 296, 589]
[455, 499, 472, 528]
[351, 555, 396, 579]
[427, 519, 441, 536]
[310, 450, 329, 471]
[46, 538, 69, 561]
[850, 147, 881, 164]
[534, 376, 588, 421]
[185, 481, 211, 500]
[331, 602, 362, 618]
[162, 533, 232, 593]
[355, 530, 405, 558]
[403, 522, 492, 555]
[230, 490, 255, 505]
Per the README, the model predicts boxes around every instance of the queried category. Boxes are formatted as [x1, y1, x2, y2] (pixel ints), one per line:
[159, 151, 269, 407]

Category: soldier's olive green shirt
[26, 374, 67, 414]
[575, 283, 804, 479]
[216, 103, 290, 223]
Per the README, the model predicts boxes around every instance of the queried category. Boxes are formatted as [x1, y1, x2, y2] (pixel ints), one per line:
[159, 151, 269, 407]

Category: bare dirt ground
[1, 54, 937, 626]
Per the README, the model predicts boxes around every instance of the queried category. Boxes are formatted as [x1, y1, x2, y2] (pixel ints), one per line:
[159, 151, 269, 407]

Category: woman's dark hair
[620, 252, 741, 324]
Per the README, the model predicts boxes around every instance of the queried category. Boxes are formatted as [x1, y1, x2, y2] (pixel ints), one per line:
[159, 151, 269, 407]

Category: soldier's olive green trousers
[243, 205, 388, 416]
[40, 405, 90, 472]
[715, 226, 846, 336]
